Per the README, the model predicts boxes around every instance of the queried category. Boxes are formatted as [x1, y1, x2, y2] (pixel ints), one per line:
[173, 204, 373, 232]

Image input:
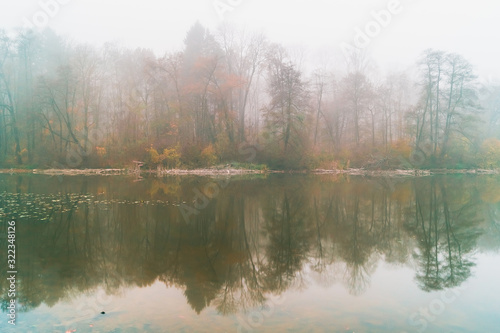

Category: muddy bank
[153, 168, 266, 176]
[312, 168, 499, 176]
[0, 168, 265, 176]
[0, 168, 498, 177]
[312, 168, 431, 176]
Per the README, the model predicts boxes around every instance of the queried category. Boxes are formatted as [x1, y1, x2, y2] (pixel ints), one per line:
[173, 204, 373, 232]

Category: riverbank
[0, 167, 498, 177]
[311, 168, 499, 176]
[0, 168, 266, 176]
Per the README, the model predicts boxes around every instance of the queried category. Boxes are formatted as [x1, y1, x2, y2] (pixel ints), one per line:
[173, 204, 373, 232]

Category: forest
[1, 22, 500, 170]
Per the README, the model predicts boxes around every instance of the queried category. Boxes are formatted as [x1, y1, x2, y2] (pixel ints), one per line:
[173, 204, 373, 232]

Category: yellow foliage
[215, 132, 232, 160]
[161, 145, 181, 169]
[146, 145, 181, 168]
[201, 144, 217, 166]
[146, 146, 160, 165]
[480, 138, 500, 168]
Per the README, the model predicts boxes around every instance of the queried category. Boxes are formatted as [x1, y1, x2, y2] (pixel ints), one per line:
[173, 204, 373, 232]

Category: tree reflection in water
[406, 178, 481, 291]
[0, 174, 499, 316]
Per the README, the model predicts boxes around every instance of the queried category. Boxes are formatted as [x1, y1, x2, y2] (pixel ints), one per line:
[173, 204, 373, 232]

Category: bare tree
[263, 46, 310, 155]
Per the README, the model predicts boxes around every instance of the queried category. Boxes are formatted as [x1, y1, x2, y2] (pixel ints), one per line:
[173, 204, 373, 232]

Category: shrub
[161, 145, 181, 169]
[480, 138, 500, 168]
[200, 144, 218, 166]
[145, 146, 160, 167]
[180, 145, 202, 167]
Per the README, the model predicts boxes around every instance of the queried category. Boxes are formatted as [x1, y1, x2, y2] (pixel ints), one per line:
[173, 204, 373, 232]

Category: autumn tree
[0, 26, 497, 170]
[217, 25, 267, 143]
[414, 50, 480, 165]
[339, 71, 373, 148]
[262, 46, 310, 166]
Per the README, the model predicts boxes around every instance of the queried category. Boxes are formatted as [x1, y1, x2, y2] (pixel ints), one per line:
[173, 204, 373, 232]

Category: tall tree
[263, 46, 310, 158]
[339, 71, 373, 147]
[415, 49, 479, 163]
[0, 31, 23, 164]
[217, 25, 267, 142]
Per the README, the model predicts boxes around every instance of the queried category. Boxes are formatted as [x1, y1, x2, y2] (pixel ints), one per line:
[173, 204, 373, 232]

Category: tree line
[0, 23, 499, 170]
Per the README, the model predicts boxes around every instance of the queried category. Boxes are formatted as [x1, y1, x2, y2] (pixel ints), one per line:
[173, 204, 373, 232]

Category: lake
[1, 173, 500, 333]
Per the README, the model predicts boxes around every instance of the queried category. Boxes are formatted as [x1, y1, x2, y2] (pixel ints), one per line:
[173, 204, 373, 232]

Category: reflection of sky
[3, 254, 499, 333]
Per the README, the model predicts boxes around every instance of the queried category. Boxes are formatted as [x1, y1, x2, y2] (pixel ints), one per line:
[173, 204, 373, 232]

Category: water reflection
[0, 174, 499, 318]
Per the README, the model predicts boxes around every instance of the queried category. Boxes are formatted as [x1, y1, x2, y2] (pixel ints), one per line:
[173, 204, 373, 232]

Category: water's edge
[0, 167, 498, 177]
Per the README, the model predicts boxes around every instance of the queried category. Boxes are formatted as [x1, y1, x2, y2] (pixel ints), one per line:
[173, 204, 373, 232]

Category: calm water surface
[1, 174, 500, 333]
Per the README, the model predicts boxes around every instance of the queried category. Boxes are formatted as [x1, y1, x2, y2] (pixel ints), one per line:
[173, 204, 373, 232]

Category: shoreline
[0, 168, 498, 177]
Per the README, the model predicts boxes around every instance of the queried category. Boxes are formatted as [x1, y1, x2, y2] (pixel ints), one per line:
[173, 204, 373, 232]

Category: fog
[1, 0, 499, 170]
[2, 0, 499, 79]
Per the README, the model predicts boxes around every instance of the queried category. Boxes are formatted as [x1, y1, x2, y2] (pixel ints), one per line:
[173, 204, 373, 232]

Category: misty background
[0, 0, 499, 170]
[2, 0, 499, 80]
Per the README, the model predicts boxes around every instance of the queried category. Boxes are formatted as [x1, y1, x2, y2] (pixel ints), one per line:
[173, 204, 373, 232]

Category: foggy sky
[1, 0, 499, 80]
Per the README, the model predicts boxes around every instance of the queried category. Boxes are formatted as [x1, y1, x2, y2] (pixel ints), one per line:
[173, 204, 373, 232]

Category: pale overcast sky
[1, 0, 499, 80]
